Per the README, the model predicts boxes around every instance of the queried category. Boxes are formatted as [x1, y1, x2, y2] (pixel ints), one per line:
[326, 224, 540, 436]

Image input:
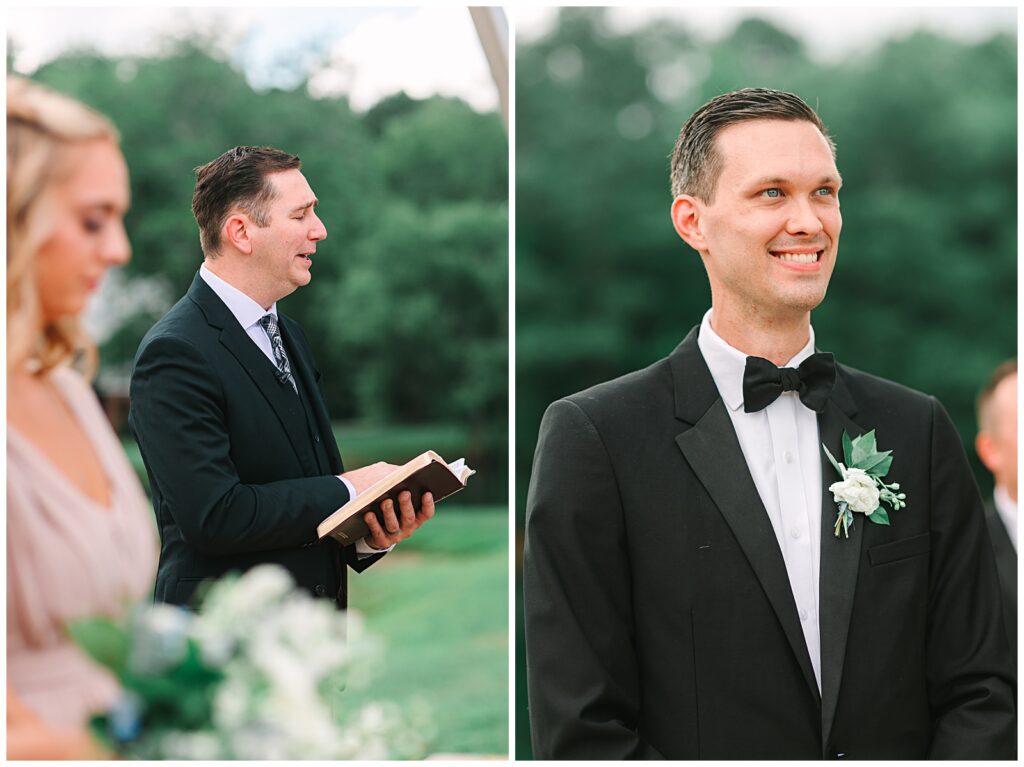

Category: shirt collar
[199, 263, 278, 331]
[993, 485, 1017, 544]
[697, 308, 817, 412]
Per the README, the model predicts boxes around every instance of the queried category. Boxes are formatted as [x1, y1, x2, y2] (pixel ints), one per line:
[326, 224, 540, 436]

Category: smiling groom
[523, 89, 1015, 759]
[130, 146, 434, 610]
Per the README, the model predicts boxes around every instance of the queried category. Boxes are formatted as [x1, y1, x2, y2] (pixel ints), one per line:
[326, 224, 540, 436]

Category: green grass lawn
[343, 506, 508, 757]
[331, 422, 470, 466]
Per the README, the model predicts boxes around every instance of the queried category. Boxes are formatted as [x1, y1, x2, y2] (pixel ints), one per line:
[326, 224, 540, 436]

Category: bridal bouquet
[69, 565, 433, 759]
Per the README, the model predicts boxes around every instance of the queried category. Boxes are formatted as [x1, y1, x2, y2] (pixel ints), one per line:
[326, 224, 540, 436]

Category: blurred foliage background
[9, 28, 508, 757]
[515, 8, 1016, 758]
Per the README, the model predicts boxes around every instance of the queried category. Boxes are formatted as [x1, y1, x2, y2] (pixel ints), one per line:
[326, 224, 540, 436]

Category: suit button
[314, 584, 326, 596]
[315, 435, 321, 443]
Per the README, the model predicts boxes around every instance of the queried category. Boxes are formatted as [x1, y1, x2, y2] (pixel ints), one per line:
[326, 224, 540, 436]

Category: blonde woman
[7, 75, 158, 757]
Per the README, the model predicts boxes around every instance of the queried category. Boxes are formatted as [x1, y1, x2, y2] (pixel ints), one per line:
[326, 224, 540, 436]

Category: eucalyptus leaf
[868, 508, 890, 526]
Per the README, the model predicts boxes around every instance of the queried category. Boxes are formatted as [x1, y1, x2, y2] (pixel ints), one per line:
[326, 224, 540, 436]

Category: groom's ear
[223, 212, 254, 256]
[671, 194, 708, 254]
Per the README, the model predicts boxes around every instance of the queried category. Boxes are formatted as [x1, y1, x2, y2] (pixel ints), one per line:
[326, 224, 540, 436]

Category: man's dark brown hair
[977, 359, 1017, 433]
[670, 87, 836, 203]
[192, 145, 301, 256]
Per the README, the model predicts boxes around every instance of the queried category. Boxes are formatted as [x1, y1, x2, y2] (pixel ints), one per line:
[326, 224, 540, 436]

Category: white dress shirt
[993, 486, 1017, 551]
[698, 309, 823, 691]
[199, 265, 390, 556]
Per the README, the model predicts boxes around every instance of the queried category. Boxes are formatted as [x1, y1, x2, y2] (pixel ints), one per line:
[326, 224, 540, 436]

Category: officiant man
[130, 146, 434, 609]
[523, 88, 1015, 759]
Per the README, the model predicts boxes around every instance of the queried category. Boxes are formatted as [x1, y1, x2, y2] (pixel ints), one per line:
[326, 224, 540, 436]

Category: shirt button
[784, 450, 794, 463]
[799, 608, 808, 621]
[314, 584, 326, 596]
[791, 528, 801, 539]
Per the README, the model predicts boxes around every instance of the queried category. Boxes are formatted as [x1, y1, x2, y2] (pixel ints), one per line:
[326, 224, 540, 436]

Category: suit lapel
[187, 275, 310, 462]
[816, 367, 866, 754]
[671, 328, 821, 704]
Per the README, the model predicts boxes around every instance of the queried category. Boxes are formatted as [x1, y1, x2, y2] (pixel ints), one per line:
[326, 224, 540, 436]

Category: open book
[317, 451, 476, 545]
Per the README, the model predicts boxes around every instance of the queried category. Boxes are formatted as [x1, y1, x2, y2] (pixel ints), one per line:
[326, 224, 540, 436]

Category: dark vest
[279, 338, 348, 605]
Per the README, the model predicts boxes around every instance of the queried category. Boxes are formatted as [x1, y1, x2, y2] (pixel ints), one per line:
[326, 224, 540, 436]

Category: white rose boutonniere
[829, 467, 880, 514]
[823, 430, 906, 538]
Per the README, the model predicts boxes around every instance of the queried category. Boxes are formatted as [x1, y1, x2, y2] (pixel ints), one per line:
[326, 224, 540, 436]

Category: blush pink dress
[7, 366, 158, 727]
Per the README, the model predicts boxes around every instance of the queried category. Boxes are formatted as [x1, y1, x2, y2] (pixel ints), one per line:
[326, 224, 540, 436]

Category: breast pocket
[868, 531, 931, 567]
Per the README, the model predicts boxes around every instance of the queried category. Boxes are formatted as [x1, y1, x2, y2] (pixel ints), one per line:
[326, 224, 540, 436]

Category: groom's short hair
[670, 88, 836, 203]
[192, 145, 301, 257]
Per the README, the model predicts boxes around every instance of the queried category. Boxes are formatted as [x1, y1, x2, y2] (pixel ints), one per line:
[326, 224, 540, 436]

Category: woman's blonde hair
[7, 74, 121, 376]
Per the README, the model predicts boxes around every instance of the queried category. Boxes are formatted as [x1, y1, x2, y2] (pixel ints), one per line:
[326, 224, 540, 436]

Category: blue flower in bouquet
[107, 690, 144, 744]
[127, 603, 191, 674]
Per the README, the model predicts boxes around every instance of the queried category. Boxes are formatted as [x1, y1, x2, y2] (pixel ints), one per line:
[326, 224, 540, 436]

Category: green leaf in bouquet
[121, 639, 222, 731]
[850, 430, 877, 467]
[87, 712, 116, 751]
[868, 508, 890, 526]
[842, 431, 854, 466]
[68, 617, 130, 676]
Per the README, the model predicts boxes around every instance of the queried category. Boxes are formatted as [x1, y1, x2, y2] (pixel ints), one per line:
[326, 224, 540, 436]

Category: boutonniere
[822, 430, 906, 538]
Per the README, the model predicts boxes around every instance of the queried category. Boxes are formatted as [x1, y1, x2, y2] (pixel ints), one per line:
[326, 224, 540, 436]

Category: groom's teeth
[776, 252, 819, 264]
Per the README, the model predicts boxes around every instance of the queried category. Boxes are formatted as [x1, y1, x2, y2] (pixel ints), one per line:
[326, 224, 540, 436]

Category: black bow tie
[742, 352, 836, 413]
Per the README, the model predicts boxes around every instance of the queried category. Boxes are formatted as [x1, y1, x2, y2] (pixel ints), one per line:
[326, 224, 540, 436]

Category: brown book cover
[317, 450, 475, 545]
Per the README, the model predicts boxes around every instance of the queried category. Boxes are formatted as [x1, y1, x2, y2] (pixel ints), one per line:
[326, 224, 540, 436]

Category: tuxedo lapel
[671, 328, 821, 703]
[816, 368, 866, 754]
[186, 275, 310, 461]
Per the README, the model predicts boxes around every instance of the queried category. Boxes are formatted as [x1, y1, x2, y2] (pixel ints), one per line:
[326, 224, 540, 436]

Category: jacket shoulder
[552, 356, 674, 426]
[837, 363, 937, 418]
[135, 293, 207, 357]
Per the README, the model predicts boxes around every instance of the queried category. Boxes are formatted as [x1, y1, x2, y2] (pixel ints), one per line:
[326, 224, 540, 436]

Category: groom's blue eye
[762, 188, 782, 198]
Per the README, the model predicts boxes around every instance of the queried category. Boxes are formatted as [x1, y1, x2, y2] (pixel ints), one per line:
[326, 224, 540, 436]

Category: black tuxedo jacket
[524, 327, 1015, 759]
[984, 498, 1017, 666]
[129, 273, 382, 608]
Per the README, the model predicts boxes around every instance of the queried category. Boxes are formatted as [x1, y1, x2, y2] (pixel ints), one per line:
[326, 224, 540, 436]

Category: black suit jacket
[523, 327, 1015, 759]
[129, 273, 382, 608]
[984, 498, 1017, 665]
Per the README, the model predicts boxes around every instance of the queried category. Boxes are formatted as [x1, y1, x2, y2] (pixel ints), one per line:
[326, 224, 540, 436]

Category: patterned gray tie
[258, 314, 298, 394]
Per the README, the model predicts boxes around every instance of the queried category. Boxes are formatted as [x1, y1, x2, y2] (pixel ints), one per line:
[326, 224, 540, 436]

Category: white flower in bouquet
[191, 564, 295, 665]
[258, 594, 352, 674]
[158, 730, 223, 761]
[211, 666, 254, 731]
